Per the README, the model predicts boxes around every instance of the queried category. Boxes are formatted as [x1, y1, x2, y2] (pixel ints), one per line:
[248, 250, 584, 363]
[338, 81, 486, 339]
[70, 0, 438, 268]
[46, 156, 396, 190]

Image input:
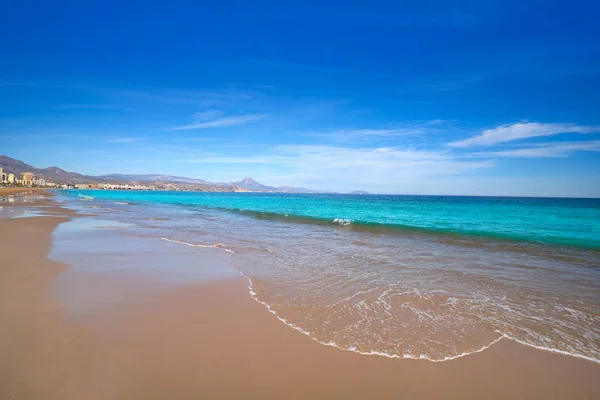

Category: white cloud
[193, 109, 224, 121]
[450, 122, 600, 147]
[473, 140, 600, 158]
[273, 145, 493, 175]
[300, 121, 454, 142]
[175, 145, 494, 192]
[301, 128, 424, 142]
[54, 104, 134, 111]
[168, 114, 267, 131]
[333, 128, 426, 137]
[106, 137, 142, 143]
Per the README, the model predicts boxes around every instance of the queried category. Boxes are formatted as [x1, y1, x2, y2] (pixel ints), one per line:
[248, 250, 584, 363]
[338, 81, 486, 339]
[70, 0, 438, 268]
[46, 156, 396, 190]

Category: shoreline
[1, 192, 599, 399]
[0, 187, 48, 195]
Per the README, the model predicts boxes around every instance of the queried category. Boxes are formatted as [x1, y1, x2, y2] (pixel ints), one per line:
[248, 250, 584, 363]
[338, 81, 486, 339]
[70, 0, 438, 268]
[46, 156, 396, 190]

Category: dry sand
[1, 192, 599, 399]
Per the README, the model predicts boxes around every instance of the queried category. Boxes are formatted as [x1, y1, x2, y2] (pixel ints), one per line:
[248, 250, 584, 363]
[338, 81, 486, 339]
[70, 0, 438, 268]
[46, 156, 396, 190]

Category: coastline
[1, 192, 599, 399]
[0, 187, 47, 194]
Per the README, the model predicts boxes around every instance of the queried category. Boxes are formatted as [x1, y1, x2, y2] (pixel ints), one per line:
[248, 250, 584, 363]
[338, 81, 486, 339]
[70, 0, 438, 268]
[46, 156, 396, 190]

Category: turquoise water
[71, 191, 600, 248]
[58, 190, 600, 363]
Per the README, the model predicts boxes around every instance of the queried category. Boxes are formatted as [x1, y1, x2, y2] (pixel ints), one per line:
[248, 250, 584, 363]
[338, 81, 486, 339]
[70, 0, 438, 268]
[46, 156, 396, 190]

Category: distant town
[1, 168, 157, 190]
[0, 156, 336, 193]
[0, 155, 371, 194]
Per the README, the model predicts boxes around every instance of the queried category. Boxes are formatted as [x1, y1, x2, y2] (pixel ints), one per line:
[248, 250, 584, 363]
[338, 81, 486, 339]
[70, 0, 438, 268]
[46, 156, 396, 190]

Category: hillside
[0, 155, 320, 193]
[98, 174, 211, 185]
[233, 177, 275, 191]
[0, 155, 97, 184]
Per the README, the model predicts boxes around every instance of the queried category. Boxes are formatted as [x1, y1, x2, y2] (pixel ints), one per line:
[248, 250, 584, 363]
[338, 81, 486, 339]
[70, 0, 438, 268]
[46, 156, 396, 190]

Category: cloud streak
[54, 104, 134, 111]
[450, 122, 600, 147]
[193, 109, 224, 121]
[168, 113, 267, 131]
[106, 137, 143, 143]
[175, 145, 494, 188]
[299, 120, 456, 143]
[473, 140, 600, 158]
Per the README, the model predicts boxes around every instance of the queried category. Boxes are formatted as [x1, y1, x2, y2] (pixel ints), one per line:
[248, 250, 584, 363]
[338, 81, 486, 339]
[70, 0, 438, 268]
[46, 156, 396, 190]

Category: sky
[1, 0, 599, 197]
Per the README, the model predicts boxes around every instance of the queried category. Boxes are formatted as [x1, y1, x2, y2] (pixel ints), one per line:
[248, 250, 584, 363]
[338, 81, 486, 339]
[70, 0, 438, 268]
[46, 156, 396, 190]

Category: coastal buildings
[22, 172, 35, 186]
[0, 167, 131, 189]
[0, 170, 44, 187]
[0, 166, 214, 192]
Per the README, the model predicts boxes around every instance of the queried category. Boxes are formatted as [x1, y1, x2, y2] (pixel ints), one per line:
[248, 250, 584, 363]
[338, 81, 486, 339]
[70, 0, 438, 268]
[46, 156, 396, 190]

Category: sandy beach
[1, 191, 599, 399]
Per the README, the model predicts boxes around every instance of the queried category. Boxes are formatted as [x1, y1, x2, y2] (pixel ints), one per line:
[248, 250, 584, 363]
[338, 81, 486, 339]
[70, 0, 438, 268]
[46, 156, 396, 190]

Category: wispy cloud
[193, 109, 224, 121]
[320, 128, 426, 139]
[301, 120, 455, 142]
[450, 122, 600, 147]
[106, 137, 143, 143]
[167, 113, 267, 131]
[170, 137, 219, 142]
[175, 145, 494, 188]
[54, 104, 134, 111]
[473, 140, 600, 158]
[406, 75, 484, 93]
[0, 81, 38, 87]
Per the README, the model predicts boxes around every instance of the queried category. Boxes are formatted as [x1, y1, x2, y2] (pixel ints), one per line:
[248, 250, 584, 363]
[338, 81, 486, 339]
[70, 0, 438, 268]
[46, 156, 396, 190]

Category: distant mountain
[98, 173, 210, 185]
[231, 178, 322, 193]
[0, 155, 321, 193]
[278, 186, 321, 194]
[233, 177, 275, 191]
[350, 191, 369, 194]
[0, 155, 96, 184]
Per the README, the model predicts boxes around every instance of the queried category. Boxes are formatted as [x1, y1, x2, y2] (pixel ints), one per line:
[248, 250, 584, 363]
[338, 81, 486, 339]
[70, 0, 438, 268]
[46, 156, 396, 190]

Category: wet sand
[1, 193, 599, 399]
[0, 187, 47, 195]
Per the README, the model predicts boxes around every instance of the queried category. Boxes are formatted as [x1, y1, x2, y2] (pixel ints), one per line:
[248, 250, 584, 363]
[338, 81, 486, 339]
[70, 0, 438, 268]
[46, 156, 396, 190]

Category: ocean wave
[78, 194, 95, 201]
[230, 263, 509, 363]
[333, 218, 352, 226]
[63, 191, 600, 249]
[159, 233, 600, 365]
[159, 236, 510, 363]
[237, 274, 600, 364]
[495, 331, 600, 364]
[160, 237, 235, 253]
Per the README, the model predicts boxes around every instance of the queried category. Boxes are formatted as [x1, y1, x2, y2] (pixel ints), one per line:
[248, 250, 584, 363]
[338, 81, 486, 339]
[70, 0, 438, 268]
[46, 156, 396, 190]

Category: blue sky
[1, 0, 599, 196]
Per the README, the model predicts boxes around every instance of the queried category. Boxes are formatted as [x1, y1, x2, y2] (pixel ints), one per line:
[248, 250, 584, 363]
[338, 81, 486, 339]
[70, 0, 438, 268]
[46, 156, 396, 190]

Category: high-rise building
[22, 172, 35, 186]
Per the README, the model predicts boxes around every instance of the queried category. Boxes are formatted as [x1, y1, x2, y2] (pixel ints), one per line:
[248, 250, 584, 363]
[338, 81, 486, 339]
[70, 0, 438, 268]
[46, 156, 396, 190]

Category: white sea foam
[160, 236, 513, 363]
[495, 331, 600, 364]
[240, 267, 507, 363]
[156, 234, 600, 363]
[239, 281, 598, 364]
[78, 194, 95, 201]
[160, 237, 235, 253]
[333, 218, 352, 226]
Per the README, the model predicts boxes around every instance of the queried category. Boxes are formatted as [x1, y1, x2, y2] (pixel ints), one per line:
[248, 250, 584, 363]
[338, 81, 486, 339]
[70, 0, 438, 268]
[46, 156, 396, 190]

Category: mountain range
[0, 155, 320, 193]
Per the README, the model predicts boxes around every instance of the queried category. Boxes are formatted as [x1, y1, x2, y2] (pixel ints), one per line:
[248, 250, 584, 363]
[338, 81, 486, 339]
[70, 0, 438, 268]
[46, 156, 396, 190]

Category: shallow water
[57, 190, 600, 363]
[49, 217, 237, 320]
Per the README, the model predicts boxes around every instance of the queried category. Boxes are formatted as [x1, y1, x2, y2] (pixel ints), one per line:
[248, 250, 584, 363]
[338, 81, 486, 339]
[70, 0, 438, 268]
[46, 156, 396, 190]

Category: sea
[58, 190, 600, 364]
